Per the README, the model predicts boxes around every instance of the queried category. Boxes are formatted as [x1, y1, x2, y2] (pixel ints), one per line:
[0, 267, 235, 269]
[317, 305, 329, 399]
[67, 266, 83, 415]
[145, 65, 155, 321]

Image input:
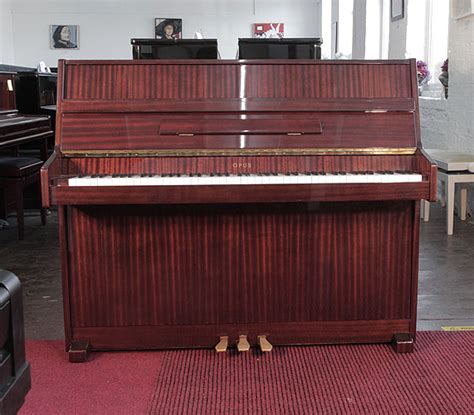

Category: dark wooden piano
[0, 71, 53, 232]
[0, 71, 52, 160]
[41, 59, 437, 361]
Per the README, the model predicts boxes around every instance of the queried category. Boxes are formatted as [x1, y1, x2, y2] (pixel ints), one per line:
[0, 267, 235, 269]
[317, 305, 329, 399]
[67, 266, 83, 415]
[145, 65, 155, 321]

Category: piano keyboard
[68, 172, 423, 186]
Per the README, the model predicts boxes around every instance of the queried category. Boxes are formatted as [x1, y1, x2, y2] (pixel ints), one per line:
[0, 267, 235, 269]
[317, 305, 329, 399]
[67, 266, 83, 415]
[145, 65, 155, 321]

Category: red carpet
[20, 332, 472, 414]
[20, 341, 163, 415]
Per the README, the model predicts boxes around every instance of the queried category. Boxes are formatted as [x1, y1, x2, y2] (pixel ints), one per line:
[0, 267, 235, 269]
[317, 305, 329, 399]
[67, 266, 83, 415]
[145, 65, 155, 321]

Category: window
[406, 0, 449, 84]
[338, 0, 354, 58]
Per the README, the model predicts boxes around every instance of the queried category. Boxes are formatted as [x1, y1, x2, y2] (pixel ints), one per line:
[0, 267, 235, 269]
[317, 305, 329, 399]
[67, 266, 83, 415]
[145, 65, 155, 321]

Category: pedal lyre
[215, 336, 229, 353]
[237, 335, 250, 352]
[257, 335, 273, 352]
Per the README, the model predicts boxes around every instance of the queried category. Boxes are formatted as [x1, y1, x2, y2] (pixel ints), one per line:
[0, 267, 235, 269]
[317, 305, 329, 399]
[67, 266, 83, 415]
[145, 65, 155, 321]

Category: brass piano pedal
[257, 335, 273, 352]
[237, 335, 250, 352]
[215, 336, 229, 353]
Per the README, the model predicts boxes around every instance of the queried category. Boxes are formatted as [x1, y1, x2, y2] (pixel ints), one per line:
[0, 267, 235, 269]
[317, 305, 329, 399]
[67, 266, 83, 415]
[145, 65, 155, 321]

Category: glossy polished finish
[0, 72, 17, 111]
[0, 72, 53, 158]
[41, 59, 436, 358]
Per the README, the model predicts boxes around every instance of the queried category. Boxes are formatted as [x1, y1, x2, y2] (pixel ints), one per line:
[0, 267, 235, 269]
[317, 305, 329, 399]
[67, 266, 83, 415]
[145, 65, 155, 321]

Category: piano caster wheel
[215, 336, 229, 353]
[257, 335, 273, 352]
[237, 335, 250, 352]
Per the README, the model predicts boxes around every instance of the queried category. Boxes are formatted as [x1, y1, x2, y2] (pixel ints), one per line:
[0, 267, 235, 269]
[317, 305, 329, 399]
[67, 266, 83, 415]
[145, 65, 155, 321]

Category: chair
[421, 150, 474, 235]
[0, 157, 47, 239]
[0, 270, 31, 415]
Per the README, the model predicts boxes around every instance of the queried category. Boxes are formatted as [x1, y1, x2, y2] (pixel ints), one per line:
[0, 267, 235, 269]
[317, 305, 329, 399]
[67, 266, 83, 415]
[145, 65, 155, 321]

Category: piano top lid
[131, 38, 218, 45]
[60, 58, 413, 65]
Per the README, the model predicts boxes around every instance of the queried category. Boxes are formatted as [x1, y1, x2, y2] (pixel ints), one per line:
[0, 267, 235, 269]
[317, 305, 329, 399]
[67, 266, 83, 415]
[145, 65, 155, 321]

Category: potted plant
[439, 59, 448, 98]
[416, 60, 431, 95]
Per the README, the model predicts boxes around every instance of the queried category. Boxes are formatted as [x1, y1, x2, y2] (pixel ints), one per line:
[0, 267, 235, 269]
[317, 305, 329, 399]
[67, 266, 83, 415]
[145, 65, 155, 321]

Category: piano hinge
[365, 110, 388, 113]
[178, 133, 194, 137]
[287, 132, 303, 136]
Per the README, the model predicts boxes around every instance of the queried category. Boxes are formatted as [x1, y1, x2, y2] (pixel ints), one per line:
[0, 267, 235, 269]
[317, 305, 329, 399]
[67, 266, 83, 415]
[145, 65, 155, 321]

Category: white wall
[0, 0, 14, 63]
[388, 0, 408, 58]
[8, 0, 321, 67]
[351, 0, 366, 59]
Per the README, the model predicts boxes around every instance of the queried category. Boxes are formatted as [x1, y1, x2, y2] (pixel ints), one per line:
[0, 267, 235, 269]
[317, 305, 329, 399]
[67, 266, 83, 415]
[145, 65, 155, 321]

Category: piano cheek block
[43, 59, 433, 358]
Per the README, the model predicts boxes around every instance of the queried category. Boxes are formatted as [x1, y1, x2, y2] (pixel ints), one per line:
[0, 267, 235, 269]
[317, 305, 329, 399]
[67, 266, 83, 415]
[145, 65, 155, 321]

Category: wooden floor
[0, 203, 472, 339]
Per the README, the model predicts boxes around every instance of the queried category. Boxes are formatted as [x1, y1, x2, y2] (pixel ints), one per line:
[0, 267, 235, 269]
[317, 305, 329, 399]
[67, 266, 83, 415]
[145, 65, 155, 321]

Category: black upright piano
[131, 38, 219, 59]
[238, 38, 322, 59]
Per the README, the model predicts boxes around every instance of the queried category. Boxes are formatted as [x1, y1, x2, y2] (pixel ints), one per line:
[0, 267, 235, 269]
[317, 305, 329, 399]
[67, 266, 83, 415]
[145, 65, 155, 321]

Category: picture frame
[253, 23, 284, 39]
[50, 25, 79, 49]
[155, 18, 182, 39]
[391, 0, 405, 22]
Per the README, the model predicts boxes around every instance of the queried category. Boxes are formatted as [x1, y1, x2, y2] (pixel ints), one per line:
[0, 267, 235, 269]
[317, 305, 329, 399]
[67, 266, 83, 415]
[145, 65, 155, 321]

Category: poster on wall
[253, 23, 284, 39]
[155, 18, 182, 39]
[50, 25, 79, 49]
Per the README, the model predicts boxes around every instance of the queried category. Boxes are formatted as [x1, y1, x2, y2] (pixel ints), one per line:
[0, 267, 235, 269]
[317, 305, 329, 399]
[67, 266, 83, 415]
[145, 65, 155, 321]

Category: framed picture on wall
[50, 25, 79, 49]
[391, 0, 405, 21]
[155, 18, 182, 39]
[253, 23, 284, 39]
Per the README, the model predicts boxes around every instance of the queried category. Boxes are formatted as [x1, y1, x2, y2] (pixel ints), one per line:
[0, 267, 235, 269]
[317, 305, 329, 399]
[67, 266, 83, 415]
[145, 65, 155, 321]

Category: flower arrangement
[441, 58, 448, 73]
[439, 58, 448, 98]
[416, 60, 431, 86]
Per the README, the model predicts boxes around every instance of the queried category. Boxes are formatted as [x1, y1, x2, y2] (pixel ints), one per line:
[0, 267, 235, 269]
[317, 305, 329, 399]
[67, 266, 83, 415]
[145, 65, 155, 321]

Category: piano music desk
[421, 150, 474, 235]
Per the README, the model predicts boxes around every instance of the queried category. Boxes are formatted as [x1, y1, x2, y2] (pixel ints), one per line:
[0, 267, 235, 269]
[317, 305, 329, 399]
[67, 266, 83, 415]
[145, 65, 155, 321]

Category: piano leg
[37, 181, 47, 226]
[391, 333, 414, 353]
[68, 341, 91, 363]
[14, 182, 24, 240]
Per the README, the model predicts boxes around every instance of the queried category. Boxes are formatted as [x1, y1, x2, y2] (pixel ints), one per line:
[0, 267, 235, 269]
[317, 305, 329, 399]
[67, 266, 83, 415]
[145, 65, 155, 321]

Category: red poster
[253, 23, 284, 39]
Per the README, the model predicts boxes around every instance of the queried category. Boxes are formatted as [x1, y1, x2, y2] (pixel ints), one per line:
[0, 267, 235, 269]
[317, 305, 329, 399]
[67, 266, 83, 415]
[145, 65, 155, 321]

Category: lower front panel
[65, 201, 416, 349]
[74, 320, 412, 351]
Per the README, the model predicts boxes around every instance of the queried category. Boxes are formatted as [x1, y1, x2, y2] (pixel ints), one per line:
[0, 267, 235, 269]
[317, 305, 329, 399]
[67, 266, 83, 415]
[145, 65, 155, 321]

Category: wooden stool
[0, 157, 46, 240]
[421, 150, 474, 235]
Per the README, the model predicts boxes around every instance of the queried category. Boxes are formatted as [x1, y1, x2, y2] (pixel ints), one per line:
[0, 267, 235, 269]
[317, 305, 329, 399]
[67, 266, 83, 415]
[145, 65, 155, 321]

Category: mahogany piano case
[41, 59, 437, 361]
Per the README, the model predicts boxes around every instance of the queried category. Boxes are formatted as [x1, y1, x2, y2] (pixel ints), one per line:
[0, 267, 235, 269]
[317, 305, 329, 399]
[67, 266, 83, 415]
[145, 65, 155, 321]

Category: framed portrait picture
[50, 25, 79, 49]
[253, 23, 284, 39]
[391, 0, 405, 21]
[155, 18, 182, 39]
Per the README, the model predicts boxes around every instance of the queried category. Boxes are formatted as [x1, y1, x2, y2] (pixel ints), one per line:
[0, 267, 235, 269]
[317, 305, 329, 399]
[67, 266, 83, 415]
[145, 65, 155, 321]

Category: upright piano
[41, 59, 437, 361]
[1, 71, 53, 223]
[0, 71, 52, 159]
[14, 71, 58, 139]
